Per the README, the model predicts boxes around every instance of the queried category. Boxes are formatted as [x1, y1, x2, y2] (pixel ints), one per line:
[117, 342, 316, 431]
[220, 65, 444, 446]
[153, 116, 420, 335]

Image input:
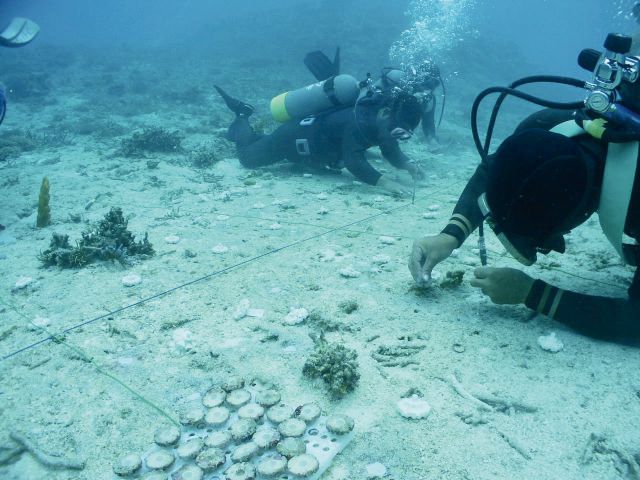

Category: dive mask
[478, 193, 566, 266]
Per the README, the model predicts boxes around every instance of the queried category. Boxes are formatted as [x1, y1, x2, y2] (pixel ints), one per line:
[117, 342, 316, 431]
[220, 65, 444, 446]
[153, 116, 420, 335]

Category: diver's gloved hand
[406, 163, 426, 181]
[377, 177, 410, 197]
[470, 267, 534, 305]
[408, 233, 457, 286]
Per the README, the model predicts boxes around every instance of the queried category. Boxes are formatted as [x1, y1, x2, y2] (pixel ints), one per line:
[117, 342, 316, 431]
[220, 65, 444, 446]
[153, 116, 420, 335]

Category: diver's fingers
[473, 266, 495, 280]
[469, 277, 491, 294]
[408, 245, 428, 283]
[421, 253, 438, 279]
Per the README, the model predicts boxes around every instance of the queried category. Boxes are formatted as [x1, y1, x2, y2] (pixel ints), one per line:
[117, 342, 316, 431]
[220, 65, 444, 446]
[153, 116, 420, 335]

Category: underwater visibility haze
[1, 0, 640, 479]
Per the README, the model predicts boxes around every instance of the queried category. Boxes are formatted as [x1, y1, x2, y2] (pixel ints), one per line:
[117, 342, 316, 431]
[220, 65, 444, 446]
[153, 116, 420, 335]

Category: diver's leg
[227, 115, 260, 146]
[237, 121, 311, 168]
[237, 122, 300, 169]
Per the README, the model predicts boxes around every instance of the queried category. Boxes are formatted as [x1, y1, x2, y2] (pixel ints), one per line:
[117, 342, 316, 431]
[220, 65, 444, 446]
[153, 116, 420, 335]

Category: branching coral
[39, 208, 154, 268]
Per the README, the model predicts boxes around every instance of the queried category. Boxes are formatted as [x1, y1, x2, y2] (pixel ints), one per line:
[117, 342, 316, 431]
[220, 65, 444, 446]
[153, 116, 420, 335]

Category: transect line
[1, 201, 412, 361]
[3, 175, 623, 361]
[0, 296, 180, 425]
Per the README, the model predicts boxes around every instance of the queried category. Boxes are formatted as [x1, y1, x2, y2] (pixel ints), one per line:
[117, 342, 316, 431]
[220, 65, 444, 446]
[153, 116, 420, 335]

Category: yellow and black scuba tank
[270, 74, 360, 123]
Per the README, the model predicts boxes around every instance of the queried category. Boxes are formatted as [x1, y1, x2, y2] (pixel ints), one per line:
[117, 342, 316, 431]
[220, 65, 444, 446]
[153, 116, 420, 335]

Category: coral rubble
[303, 333, 360, 398]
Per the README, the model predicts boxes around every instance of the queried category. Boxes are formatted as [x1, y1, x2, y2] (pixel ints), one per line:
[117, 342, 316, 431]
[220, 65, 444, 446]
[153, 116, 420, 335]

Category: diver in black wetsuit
[409, 106, 640, 343]
[215, 86, 426, 196]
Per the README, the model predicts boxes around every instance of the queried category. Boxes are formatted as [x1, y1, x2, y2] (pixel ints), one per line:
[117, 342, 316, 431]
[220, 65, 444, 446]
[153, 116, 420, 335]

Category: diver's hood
[478, 128, 601, 265]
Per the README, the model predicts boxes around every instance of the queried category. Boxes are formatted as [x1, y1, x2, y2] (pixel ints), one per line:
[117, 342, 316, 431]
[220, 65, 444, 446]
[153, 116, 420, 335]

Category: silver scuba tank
[270, 74, 360, 122]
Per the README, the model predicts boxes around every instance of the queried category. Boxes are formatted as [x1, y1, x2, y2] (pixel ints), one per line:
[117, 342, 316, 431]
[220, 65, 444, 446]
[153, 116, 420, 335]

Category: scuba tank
[270, 74, 360, 123]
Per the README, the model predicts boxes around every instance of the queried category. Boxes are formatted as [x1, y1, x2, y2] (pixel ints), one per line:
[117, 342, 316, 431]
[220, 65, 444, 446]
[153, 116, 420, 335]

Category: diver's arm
[342, 149, 383, 185]
[341, 129, 383, 185]
[379, 139, 411, 169]
[379, 138, 425, 180]
[441, 160, 489, 247]
[525, 270, 640, 342]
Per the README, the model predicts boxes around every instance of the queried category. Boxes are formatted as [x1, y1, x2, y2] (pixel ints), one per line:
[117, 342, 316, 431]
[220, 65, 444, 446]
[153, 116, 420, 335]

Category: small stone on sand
[397, 395, 431, 419]
[121, 273, 142, 287]
[211, 244, 229, 254]
[12, 276, 34, 291]
[283, 308, 309, 326]
[537, 332, 564, 353]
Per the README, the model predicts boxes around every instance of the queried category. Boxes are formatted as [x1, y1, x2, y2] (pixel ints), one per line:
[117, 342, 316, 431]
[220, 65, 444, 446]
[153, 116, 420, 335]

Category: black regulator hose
[472, 75, 586, 162]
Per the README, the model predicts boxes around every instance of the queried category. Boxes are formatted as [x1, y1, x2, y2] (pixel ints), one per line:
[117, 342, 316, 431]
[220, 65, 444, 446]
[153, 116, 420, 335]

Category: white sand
[0, 55, 639, 480]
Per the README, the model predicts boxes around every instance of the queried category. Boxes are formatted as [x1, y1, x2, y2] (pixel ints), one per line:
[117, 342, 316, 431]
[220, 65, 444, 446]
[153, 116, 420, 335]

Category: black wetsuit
[227, 102, 412, 185]
[442, 109, 640, 342]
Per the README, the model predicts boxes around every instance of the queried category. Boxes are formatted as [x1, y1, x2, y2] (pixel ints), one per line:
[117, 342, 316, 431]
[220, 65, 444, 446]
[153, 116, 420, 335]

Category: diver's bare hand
[408, 233, 458, 286]
[377, 177, 410, 197]
[470, 267, 535, 305]
[406, 163, 426, 181]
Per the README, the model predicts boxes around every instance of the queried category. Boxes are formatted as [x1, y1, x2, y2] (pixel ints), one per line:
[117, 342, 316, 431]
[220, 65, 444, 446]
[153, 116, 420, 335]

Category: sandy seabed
[0, 64, 639, 480]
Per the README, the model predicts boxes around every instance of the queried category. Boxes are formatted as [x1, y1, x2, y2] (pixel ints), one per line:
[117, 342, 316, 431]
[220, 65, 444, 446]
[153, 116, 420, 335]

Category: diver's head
[387, 93, 421, 140]
[478, 129, 600, 265]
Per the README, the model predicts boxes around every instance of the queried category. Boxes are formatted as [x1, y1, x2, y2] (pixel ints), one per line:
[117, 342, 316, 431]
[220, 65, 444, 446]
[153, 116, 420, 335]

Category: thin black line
[1, 202, 409, 361]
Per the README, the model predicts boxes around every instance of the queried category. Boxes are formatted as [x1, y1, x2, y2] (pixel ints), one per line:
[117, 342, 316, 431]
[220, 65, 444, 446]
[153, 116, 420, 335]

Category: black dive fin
[214, 85, 254, 117]
[304, 47, 340, 81]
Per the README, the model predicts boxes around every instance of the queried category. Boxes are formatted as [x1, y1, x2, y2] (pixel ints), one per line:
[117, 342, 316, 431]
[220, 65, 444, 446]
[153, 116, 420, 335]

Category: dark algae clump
[39, 207, 154, 268]
[120, 127, 183, 157]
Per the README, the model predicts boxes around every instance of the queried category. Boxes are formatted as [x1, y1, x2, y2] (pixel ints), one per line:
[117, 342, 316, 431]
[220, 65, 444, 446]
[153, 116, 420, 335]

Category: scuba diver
[214, 79, 425, 195]
[408, 33, 640, 343]
[0, 17, 39, 232]
[305, 49, 444, 146]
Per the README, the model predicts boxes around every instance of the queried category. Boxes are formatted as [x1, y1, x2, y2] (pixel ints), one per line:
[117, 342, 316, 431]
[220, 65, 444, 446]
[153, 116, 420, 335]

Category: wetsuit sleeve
[525, 268, 640, 342]
[441, 160, 489, 247]
[341, 130, 382, 185]
[379, 138, 411, 169]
